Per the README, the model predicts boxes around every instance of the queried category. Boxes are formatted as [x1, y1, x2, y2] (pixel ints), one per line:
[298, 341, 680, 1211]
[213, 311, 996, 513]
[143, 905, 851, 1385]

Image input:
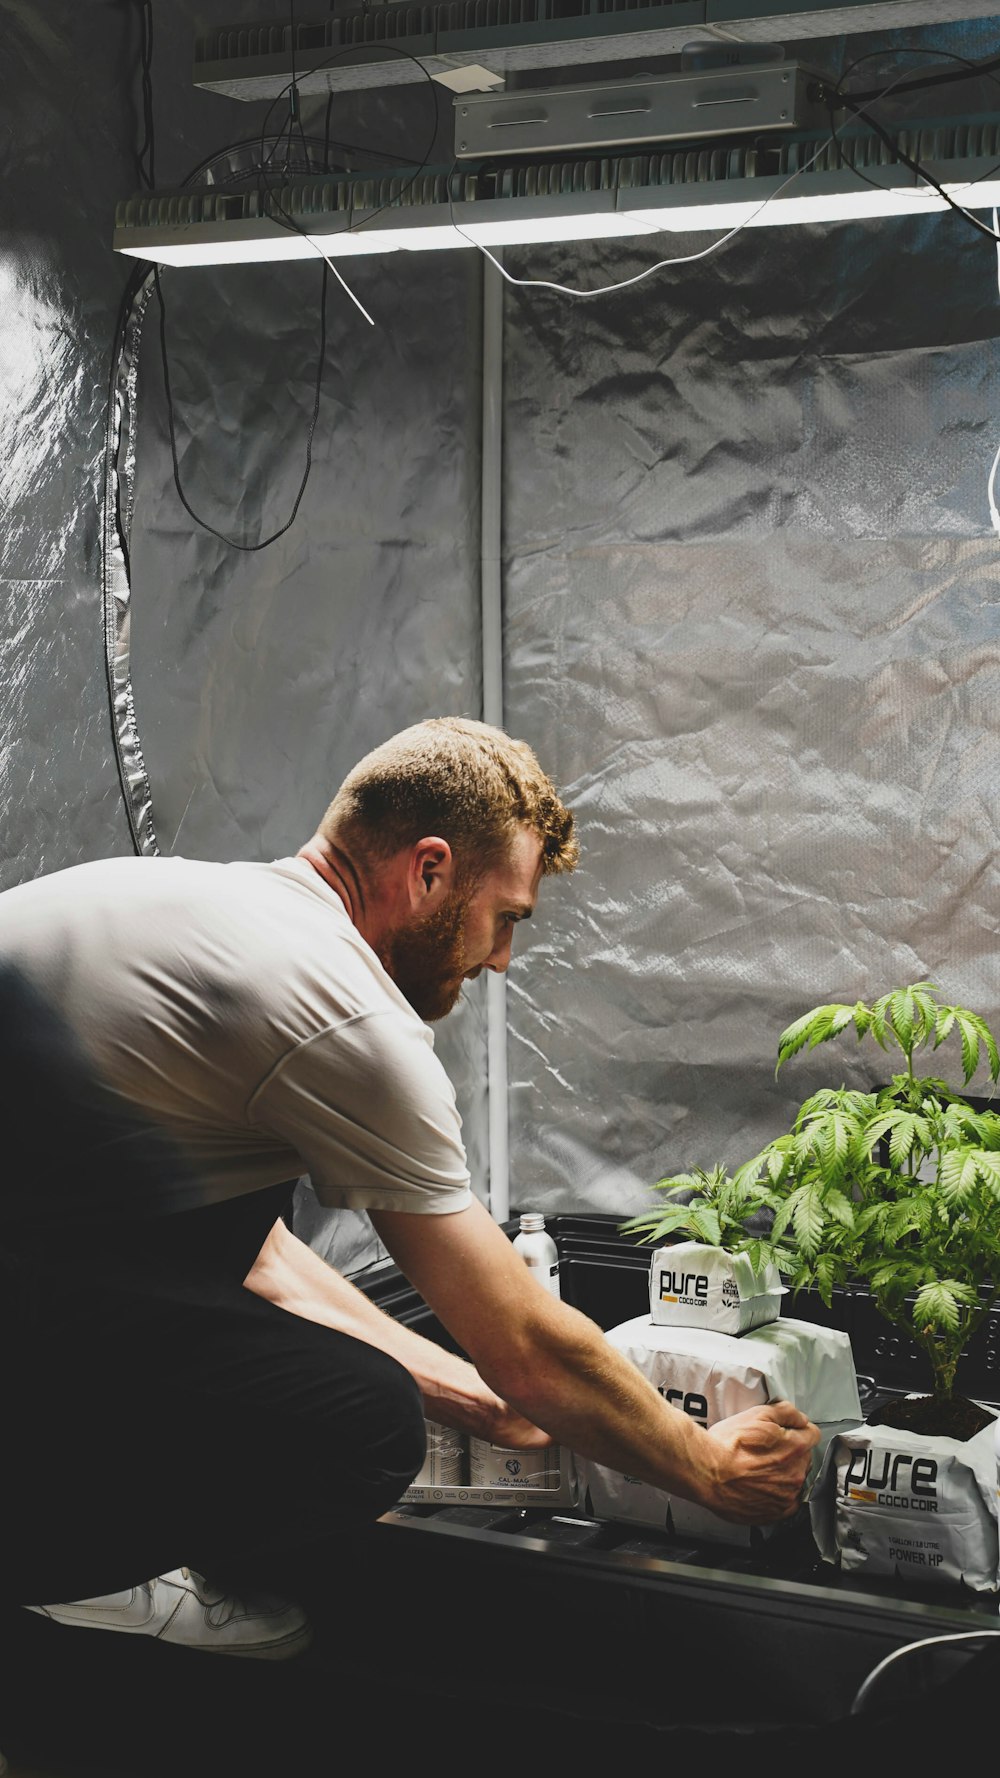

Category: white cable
[988, 205, 1000, 538]
[462, 212, 760, 297]
[313, 247, 376, 327]
[445, 158, 829, 300]
[448, 59, 963, 302]
[850, 1629, 1000, 1716]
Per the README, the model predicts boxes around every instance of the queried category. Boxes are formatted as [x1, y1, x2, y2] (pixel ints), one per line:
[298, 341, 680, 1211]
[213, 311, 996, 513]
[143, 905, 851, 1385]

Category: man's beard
[385, 889, 472, 1022]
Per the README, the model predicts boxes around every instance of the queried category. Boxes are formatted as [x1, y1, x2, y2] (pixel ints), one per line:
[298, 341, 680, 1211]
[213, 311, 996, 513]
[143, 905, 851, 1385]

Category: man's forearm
[369, 1200, 817, 1523]
[243, 1218, 546, 1447]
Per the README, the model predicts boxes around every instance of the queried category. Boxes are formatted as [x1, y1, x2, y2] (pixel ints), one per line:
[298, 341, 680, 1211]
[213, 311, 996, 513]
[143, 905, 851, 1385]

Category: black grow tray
[342, 1212, 1000, 1728]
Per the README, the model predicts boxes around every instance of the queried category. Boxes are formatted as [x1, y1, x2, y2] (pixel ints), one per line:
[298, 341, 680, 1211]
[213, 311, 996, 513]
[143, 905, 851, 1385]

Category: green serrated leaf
[966, 1012, 1000, 1084]
[911, 986, 937, 1037]
[891, 988, 915, 1057]
[765, 1149, 790, 1186]
[652, 1173, 702, 1198]
[823, 1188, 856, 1229]
[913, 1282, 961, 1332]
[939, 1149, 980, 1205]
[769, 1201, 794, 1246]
[818, 1111, 852, 1176]
[813, 1252, 838, 1307]
[870, 995, 891, 1052]
[888, 1112, 932, 1169]
[956, 1014, 980, 1084]
[791, 1186, 826, 1259]
[869, 1262, 904, 1289]
[971, 1149, 1000, 1201]
[776, 1010, 822, 1073]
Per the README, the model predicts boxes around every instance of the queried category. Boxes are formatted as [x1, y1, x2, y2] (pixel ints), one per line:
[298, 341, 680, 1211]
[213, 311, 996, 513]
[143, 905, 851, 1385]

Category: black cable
[153, 263, 331, 552]
[839, 46, 1000, 108]
[827, 86, 1000, 243]
[141, 31, 438, 551]
[324, 0, 337, 170]
[253, 42, 442, 242]
[136, 0, 154, 189]
[810, 46, 1000, 243]
[287, 0, 312, 170]
[824, 89, 1000, 216]
[133, 7, 335, 553]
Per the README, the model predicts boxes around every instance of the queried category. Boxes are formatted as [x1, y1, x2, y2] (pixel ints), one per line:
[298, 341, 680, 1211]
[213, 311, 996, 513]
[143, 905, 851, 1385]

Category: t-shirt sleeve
[248, 1010, 472, 1213]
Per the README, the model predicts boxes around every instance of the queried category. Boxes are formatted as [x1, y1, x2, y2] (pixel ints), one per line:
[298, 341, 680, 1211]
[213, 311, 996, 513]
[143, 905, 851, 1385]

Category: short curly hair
[321, 717, 578, 881]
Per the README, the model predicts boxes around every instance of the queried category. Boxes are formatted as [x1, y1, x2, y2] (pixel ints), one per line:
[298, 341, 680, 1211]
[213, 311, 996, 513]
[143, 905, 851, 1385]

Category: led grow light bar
[112, 122, 1000, 265]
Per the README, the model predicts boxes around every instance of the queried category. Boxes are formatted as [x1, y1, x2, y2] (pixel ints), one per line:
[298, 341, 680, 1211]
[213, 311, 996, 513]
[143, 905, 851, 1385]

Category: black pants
[0, 967, 425, 1606]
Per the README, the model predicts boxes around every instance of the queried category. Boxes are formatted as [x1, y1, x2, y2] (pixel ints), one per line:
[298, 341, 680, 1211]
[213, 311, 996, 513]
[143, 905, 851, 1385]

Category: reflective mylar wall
[501, 27, 1000, 1216]
[0, 0, 487, 1270]
[4, 1, 1000, 1257]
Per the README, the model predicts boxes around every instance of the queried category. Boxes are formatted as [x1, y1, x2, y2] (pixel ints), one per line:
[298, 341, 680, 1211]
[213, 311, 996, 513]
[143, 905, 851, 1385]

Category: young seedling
[620, 1162, 795, 1283]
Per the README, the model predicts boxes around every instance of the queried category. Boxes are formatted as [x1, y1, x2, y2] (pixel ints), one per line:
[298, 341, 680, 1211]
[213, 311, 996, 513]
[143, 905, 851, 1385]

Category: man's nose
[487, 933, 513, 973]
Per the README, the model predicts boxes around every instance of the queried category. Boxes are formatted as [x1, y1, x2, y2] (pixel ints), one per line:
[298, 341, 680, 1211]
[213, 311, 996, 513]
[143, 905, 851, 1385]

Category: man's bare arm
[243, 1216, 549, 1449]
[371, 1199, 819, 1526]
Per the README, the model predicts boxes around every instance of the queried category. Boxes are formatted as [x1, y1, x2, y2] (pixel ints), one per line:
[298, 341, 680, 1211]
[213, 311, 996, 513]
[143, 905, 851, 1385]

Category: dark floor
[5, 1593, 1000, 1778]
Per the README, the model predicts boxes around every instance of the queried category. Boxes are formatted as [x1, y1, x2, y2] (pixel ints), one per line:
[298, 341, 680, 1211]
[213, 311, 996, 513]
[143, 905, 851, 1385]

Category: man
[0, 717, 817, 1659]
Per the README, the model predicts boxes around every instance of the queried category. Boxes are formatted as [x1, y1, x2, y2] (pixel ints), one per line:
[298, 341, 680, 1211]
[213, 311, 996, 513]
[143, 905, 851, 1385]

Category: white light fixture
[312, 223, 468, 254]
[622, 186, 951, 233]
[115, 232, 319, 266]
[114, 189, 666, 265]
[112, 124, 1000, 266]
[459, 213, 661, 247]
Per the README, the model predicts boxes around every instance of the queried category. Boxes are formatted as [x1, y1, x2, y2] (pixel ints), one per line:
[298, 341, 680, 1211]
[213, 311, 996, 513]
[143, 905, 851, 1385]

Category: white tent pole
[480, 251, 510, 1226]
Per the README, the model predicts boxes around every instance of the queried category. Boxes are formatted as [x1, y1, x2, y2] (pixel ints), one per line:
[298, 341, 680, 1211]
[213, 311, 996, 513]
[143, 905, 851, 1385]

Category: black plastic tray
[348, 1212, 1000, 1725]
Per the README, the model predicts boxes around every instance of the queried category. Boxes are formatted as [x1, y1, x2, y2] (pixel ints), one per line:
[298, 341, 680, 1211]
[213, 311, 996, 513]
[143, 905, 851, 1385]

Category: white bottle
[512, 1211, 561, 1299]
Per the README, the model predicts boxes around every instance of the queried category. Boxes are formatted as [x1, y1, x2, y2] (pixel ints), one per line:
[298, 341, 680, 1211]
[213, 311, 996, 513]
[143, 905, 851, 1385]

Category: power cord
[153, 262, 331, 551]
[837, 43, 1000, 108]
[815, 82, 1000, 243]
[136, 0, 154, 189]
[138, 1, 427, 548]
[850, 1630, 1000, 1716]
[813, 44, 1000, 245]
[442, 128, 843, 299]
[447, 45, 1000, 301]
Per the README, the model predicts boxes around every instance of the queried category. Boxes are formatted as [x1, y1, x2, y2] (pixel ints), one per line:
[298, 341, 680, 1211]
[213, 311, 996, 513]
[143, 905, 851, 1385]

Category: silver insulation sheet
[0, 1, 147, 884]
[501, 112, 1000, 1219]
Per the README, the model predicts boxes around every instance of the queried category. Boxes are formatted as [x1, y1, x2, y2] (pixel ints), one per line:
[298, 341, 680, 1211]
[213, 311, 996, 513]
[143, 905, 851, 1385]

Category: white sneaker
[25, 1566, 311, 1660]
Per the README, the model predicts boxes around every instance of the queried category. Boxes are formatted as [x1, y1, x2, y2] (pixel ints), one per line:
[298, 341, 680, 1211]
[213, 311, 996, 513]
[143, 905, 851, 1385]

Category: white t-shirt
[0, 854, 472, 1215]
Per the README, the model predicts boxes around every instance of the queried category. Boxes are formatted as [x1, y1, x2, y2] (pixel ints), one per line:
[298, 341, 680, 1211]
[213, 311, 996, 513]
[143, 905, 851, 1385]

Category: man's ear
[406, 837, 454, 912]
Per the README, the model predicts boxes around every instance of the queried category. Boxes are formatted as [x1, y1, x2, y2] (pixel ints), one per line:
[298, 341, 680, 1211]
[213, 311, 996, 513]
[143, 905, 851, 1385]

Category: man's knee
[357, 1346, 426, 1496]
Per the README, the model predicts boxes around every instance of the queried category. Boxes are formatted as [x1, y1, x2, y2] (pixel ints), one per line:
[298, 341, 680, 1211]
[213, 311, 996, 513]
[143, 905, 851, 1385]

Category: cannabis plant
[731, 984, 1000, 1407]
[621, 1163, 795, 1281]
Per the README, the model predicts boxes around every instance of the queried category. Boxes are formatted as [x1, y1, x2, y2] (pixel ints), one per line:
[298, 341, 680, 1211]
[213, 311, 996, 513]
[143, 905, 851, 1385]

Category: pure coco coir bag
[649, 1241, 786, 1335]
[577, 1315, 862, 1545]
[809, 1414, 1000, 1593]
